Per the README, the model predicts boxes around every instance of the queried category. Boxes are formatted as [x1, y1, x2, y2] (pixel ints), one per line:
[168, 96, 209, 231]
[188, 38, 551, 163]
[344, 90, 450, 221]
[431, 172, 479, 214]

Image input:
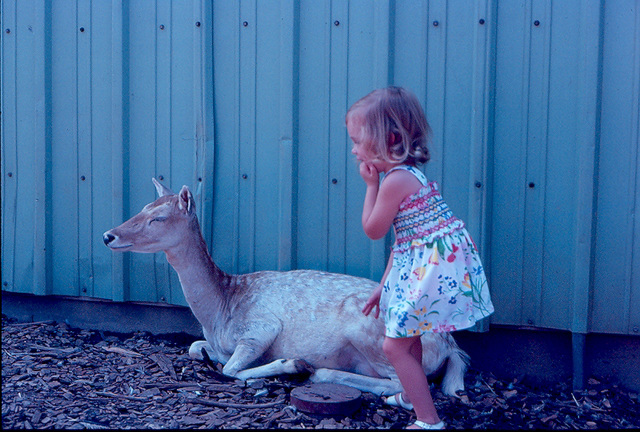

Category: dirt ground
[2, 315, 639, 430]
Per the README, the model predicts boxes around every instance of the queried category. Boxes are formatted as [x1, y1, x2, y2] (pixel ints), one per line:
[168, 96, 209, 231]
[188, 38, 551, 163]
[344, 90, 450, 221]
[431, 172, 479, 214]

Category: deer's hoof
[292, 359, 315, 375]
[188, 340, 211, 360]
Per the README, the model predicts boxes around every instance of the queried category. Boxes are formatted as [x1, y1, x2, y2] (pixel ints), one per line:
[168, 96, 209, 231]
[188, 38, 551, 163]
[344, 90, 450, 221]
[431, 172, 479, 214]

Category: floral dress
[380, 165, 494, 338]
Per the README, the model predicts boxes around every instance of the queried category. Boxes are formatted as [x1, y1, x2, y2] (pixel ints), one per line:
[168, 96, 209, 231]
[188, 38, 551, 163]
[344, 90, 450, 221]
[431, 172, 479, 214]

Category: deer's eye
[149, 216, 167, 225]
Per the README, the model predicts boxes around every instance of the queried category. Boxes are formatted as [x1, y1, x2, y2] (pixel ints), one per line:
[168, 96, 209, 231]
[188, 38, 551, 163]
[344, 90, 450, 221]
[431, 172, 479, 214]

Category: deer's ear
[152, 178, 174, 197]
[178, 185, 194, 213]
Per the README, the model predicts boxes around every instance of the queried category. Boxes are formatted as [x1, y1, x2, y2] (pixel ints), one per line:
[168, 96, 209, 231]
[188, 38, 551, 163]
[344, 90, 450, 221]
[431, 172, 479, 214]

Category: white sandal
[409, 420, 445, 429]
[384, 392, 414, 410]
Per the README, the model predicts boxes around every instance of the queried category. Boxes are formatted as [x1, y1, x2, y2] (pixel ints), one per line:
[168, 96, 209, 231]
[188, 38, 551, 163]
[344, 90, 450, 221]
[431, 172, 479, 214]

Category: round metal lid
[290, 383, 362, 416]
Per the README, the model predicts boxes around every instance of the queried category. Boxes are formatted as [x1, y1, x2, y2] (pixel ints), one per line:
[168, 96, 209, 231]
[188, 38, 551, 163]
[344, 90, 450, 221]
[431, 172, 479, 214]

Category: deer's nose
[103, 232, 116, 246]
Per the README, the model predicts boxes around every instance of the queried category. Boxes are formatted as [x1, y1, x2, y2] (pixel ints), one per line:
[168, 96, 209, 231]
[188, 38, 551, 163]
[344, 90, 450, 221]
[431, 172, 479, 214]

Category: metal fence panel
[1, 0, 212, 307]
[592, 0, 640, 335]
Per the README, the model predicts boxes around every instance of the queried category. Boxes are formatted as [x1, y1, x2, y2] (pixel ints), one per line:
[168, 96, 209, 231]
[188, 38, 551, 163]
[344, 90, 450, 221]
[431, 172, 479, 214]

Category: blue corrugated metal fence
[2, 0, 639, 336]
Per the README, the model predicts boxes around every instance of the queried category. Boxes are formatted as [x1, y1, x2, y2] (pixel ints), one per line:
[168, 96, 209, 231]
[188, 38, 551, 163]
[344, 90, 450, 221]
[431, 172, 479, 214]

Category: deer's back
[234, 269, 377, 307]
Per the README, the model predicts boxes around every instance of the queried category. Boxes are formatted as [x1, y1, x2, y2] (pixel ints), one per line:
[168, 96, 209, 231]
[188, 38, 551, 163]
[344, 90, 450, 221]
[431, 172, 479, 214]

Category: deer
[103, 178, 470, 397]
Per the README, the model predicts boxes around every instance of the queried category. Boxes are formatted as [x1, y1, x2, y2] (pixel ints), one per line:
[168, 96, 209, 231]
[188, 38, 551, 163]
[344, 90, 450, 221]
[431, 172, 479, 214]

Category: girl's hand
[359, 162, 380, 187]
[362, 283, 384, 319]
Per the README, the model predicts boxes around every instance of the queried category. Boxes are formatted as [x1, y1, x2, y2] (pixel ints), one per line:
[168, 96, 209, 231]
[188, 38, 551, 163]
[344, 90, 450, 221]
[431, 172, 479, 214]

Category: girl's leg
[410, 336, 422, 367]
[383, 336, 441, 426]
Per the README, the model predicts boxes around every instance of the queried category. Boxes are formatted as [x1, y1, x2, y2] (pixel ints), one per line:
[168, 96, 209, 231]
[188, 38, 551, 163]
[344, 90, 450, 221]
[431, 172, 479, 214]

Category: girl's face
[348, 115, 379, 165]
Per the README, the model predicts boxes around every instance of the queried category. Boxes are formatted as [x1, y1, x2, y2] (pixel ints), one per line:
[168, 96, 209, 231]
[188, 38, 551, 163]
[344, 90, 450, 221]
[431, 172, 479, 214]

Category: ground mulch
[2, 315, 639, 430]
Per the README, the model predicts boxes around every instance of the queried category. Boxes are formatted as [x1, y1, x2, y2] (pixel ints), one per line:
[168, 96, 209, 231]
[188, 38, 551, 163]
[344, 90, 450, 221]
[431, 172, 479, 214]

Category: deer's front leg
[222, 339, 272, 378]
[221, 319, 281, 378]
[188, 340, 229, 363]
[234, 358, 315, 380]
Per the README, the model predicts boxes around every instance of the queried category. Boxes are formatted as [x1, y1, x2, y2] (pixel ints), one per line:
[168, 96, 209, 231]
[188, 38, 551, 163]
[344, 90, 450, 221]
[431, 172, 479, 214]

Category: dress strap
[384, 165, 428, 187]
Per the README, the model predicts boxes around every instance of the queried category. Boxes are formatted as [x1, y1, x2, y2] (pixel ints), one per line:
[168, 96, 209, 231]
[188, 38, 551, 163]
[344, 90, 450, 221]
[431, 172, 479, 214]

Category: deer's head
[103, 178, 196, 253]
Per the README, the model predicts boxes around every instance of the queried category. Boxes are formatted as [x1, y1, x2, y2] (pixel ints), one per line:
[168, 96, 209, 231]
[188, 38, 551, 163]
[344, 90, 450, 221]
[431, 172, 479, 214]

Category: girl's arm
[359, 162, 421, 240]
[362, 250, 394, 318]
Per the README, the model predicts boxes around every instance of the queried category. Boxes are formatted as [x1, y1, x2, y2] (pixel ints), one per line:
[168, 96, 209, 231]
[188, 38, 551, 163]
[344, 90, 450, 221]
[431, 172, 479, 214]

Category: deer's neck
[164, 222, 233, 326]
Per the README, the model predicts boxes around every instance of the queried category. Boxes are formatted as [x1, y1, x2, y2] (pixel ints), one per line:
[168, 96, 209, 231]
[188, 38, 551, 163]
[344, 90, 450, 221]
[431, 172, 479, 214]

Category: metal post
[572, 332, 586, 390]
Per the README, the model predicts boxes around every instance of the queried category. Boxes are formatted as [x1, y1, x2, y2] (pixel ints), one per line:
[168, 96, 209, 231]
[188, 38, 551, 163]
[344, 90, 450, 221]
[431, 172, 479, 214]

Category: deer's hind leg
[220, 334, 314, 380]
[309, 368, 402, 396]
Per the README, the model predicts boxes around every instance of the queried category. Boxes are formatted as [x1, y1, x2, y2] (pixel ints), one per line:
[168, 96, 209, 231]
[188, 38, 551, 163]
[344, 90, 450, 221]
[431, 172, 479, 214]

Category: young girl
[348, 86, 494, 430]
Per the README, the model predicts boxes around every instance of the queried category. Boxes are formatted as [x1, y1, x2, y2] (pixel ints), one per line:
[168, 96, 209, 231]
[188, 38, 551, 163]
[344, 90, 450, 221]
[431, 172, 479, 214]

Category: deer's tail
[441, 335, 470, 396]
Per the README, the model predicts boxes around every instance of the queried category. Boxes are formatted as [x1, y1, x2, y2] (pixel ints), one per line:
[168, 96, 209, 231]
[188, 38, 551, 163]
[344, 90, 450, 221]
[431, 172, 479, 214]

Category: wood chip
[191, 396, 285, 409]
[103, 346, 142, 357]
[503, 389, 518, 398]
[149, 353, 177, 380]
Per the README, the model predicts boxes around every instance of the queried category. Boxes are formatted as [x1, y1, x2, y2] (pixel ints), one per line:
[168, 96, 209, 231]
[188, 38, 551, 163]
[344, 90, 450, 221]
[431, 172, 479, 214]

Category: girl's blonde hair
[346, 86, 431, 165]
